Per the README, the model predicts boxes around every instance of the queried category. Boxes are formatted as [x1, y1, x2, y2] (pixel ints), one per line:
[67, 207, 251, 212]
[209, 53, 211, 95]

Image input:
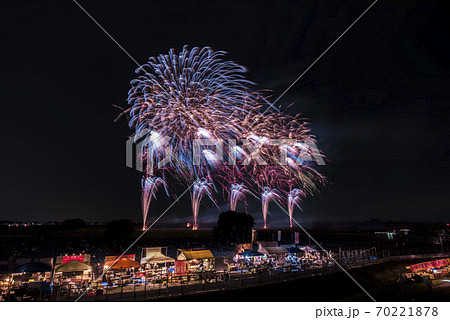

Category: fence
[79, 251, 450, 301]
[3, 249, 449, 302]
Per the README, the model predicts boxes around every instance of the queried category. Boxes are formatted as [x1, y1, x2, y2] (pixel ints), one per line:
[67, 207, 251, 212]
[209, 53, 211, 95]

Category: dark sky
[1, 0, 449, 225]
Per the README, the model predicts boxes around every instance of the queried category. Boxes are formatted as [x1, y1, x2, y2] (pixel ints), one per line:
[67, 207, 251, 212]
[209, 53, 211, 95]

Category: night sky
[1, 1, 449, 225]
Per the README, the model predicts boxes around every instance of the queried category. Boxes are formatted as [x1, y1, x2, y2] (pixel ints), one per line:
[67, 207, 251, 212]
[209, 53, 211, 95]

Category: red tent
[109, 258, 141, 269]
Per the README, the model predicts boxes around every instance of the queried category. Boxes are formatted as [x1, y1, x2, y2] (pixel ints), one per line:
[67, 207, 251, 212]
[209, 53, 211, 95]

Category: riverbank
[156, 256, 450, 302]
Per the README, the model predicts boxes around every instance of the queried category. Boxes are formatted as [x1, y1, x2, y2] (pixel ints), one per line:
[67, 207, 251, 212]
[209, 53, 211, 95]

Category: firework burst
[127, 46, 269, 183]
[123, 46, 325, 228]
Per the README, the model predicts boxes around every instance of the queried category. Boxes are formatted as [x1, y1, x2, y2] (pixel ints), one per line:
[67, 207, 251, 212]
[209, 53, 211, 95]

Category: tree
[215, 210, 254, 243]
[62, 218, 86, 230]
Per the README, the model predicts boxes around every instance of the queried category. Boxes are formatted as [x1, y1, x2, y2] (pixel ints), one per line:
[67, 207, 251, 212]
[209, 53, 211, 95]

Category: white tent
[141, 251, 175, 264]
[299, 246, 317, 252]
[258, 247, 288, 255]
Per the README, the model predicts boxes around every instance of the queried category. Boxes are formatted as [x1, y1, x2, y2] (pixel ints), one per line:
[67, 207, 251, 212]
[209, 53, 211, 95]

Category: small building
[53, 255, 92, 285]
[55, 254, 91, 265]
[53, 260, 92, 285]
[374, 231, 395, 240]
[256, 241, 288, 264]
[236, 250, 266, 266]
[258, 246, 288, 264]
[176, 249, 214, 274]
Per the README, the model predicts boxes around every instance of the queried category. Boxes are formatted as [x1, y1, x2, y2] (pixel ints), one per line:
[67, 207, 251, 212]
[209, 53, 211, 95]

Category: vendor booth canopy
[55, 260, 91, 273]
[141, 252, 175, 264]
[178, 250, 214, 260]
[259, 247, 288, 255]
[14, 261, 51, 273]
[299, 246, 317, 252]
[240, 250, 264, 257]
[110, 258, 141, 269]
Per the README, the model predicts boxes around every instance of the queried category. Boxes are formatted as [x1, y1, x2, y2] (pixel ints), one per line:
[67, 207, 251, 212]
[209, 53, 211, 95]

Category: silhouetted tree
[214, 210, 254, 243]
[62, 218, 86, 230]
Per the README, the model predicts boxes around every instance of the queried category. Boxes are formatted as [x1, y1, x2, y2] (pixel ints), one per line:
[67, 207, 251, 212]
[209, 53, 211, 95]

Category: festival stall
[55, 254, 91, 265]
[110, 258, 141, 270]
[258, 246, 288, 265]
[52, 259, 92, 290]
[104, 254, 136, 269]
[141, 251, 174, 267]
[13, 261, 52, 279]
[297, 246, 323, 267]
[102, 254, 142, 287]
[4, 261, 53, 300]
[404, 258, 450, 282]
[256, 241, 288, 266]
[233, 250, 266, 272]
[138, 252, 174, 285]
[140, 247, 175, 280]
[236, 243, 252, 253]
[176, 249, 214, 274]
[108, 258, 142, 287]
[285, 247, 305, 266]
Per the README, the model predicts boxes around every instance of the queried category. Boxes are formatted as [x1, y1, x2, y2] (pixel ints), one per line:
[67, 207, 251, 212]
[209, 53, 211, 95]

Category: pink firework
[229, 183, 252, 212]
[141, 176, 167, 230]
[261, 186, 281, 229]
[191, 178, 217, 229]
[119, 46, 326, 230]
[287, 188, 305, 228]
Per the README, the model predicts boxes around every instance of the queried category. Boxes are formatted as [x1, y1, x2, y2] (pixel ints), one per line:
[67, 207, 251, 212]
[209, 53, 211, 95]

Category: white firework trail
[229, 183, 251, 211]
[287, 188, 304, 228]
[191, 178, 217, 229]
[141, 176, 167, 230]
[261, 186, 280, 229]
